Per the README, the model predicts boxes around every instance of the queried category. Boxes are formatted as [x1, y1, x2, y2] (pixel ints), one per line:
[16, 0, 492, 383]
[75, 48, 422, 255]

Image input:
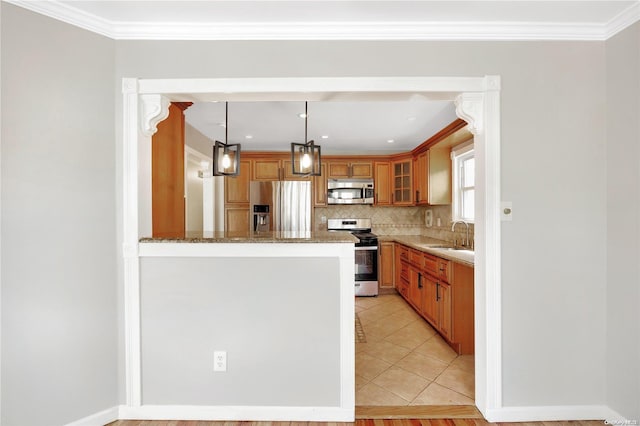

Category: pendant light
[213, 102, 241, 176]
[291, 102, 322, 176]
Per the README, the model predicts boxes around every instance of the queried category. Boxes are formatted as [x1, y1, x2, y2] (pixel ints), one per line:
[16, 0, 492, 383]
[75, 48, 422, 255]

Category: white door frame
[121, 75, 502, 420]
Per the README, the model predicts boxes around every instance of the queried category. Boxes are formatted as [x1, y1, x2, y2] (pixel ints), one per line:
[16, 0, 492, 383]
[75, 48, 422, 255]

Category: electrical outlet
[214, 351, 227, 372]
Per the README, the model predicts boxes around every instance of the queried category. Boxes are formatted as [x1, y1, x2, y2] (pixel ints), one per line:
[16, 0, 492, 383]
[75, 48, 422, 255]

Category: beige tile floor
[355, 293, 475, 406]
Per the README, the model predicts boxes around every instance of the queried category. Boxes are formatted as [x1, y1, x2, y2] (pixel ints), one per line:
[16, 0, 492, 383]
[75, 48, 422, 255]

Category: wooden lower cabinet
[421, 274, 439, 327]
[378, 241, 395, 291]
[450, 263, 474, 354]
[408, 266, 422, 310]
[437, 282, 452, 342]
[395, 243, 473, 355]
[394, 243, 410, 298]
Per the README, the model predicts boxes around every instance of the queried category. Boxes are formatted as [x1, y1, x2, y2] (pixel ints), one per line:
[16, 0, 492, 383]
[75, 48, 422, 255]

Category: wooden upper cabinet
[313, 163, 328, 206]
[414, 151, 429, 205]
[151, 102, 192, 238]
[427, 146, 452, 205]
[282, 159, 312, 181]
[391, 157, 413, 205]
[252, 156, 310, 181]
[253, 159, 282, 181]
[412, 147, 452, 206]
[327, 160, 372, 179]
[374, 161, 391, 206]
[225, 160, 251, 204]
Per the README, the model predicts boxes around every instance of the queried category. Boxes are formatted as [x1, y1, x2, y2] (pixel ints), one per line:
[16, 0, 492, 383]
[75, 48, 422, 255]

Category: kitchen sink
[431, 246, 473, 251]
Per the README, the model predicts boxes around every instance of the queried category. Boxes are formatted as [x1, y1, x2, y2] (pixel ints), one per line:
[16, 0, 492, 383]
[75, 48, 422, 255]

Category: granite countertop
[378, 235, 475, 266]
[140, 231, 358, 244]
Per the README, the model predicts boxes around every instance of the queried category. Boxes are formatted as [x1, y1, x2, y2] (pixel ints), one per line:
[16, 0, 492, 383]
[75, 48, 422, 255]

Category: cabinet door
[408, 266, 422, 310]
[313, 163, 327, 206]
[378, 242, 395, 289]
[253, 159, 281, 181]
[327, 161, 351, 178]
[374, 161, 391, 205]
[351, 162, 373, 178]
[283, 159, 312, 181]
[392, 159, 413, 205]
[428, 147, 452, 205]
[414, 151, 429, 205]
[438, 282, 452, 341]
[421, 275, 439, 327]
[225, 160, 250, 204]
[225, 207, 250, 233]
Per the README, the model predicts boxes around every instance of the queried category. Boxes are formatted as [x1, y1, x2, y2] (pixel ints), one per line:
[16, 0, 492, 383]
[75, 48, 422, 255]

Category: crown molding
[5, 0, 112, 37]
[605, 1, 640, 39]
[4, 0, 640, 41]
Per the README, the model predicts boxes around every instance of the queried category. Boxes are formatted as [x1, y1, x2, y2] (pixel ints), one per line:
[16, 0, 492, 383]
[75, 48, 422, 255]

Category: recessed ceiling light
[321, 135, 329, 139]
[245, 135, 253, 139]
[217, 122, 226, 128]
[387, 139, 395, 144]
[297, 113, 308, 118]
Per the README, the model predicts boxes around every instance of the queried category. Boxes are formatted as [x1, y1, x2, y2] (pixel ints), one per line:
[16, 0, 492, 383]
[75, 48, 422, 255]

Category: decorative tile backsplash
[314, 204, 474, 246]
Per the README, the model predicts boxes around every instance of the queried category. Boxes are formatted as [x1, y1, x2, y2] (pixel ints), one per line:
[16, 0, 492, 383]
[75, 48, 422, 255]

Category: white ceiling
[6, 1, 640, 41]
[184, 101, 458, 154]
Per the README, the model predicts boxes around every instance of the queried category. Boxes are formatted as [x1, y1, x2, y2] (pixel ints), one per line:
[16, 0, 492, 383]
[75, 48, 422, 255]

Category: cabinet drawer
[399, 260, 410, 281]
[398, 245, 409, 262]
[424, 253, 450, 282]
[398, 277, 409, 298]
[409, 248, 423, 266]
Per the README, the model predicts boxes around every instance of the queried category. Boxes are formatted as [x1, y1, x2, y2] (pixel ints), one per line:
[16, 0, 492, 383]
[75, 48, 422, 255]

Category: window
[452, 143, 475, 222]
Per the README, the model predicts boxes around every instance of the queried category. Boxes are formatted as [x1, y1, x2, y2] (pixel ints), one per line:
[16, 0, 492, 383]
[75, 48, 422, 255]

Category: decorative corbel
[454, 92, 484, 135]
[139, 94, 170, 137]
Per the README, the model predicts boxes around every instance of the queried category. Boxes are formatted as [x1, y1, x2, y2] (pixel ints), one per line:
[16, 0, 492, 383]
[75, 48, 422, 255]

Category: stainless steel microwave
[327, 179, 374, 205]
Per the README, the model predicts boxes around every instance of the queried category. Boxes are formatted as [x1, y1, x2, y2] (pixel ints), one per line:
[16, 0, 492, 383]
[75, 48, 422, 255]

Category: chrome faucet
[451, 220, 470, 248]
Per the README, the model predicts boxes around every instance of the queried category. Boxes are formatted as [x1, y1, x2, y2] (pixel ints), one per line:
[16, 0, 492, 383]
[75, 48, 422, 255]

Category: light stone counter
[378, 235, 475, 267]
[140, 231, 357, 244]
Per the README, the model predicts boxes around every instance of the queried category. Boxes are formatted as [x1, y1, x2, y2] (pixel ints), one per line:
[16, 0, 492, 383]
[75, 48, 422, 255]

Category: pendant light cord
[304, 101, 308, 143]
[225, 102, 229, 144]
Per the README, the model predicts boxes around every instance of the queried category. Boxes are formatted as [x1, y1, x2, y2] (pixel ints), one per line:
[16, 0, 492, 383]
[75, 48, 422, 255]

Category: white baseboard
[485, 404, 624, 422]
[64, 406, 119, 426]
[118, 405, 354, 422]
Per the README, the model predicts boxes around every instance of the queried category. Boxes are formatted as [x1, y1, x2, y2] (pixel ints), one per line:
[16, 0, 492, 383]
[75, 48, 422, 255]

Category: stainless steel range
[327, 218, 378, 297]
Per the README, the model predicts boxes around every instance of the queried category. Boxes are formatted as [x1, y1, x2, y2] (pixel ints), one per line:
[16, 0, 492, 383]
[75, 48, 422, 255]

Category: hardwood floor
[108, 420, 605, 426]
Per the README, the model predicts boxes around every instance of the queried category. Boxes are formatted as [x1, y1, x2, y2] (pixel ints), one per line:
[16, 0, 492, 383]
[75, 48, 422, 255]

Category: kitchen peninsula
[134, 231, 356, 419]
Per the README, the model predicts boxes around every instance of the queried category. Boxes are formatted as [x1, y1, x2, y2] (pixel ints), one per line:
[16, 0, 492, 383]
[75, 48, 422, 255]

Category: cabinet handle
[436, 282, 440, 301]
[416, 190, 419, 201]
[418, 273, 422, 289]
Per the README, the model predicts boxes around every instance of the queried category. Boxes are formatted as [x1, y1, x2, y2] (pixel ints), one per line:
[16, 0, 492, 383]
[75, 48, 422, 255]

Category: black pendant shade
[213, 102, 241, 176]
[291, 102, 322, 176]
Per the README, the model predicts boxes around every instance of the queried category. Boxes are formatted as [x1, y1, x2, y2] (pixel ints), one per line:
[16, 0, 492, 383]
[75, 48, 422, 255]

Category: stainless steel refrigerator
[249, 181, 312, 232]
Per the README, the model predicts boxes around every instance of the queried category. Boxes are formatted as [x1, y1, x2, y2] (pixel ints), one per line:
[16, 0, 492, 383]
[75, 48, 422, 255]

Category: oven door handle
[355, 246, 378, 251]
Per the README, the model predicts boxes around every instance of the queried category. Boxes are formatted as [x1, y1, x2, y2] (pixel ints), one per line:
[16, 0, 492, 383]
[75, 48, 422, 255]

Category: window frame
[451, 142, 475, 223]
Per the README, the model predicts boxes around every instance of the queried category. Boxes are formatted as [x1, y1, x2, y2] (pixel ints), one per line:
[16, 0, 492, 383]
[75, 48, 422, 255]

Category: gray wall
[3, 2, 637, 421]
[140, 257, 341, 405]
[116, 39, 608, 408]
[605, 22, 640, 420]
[1, 4, 117, 425]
